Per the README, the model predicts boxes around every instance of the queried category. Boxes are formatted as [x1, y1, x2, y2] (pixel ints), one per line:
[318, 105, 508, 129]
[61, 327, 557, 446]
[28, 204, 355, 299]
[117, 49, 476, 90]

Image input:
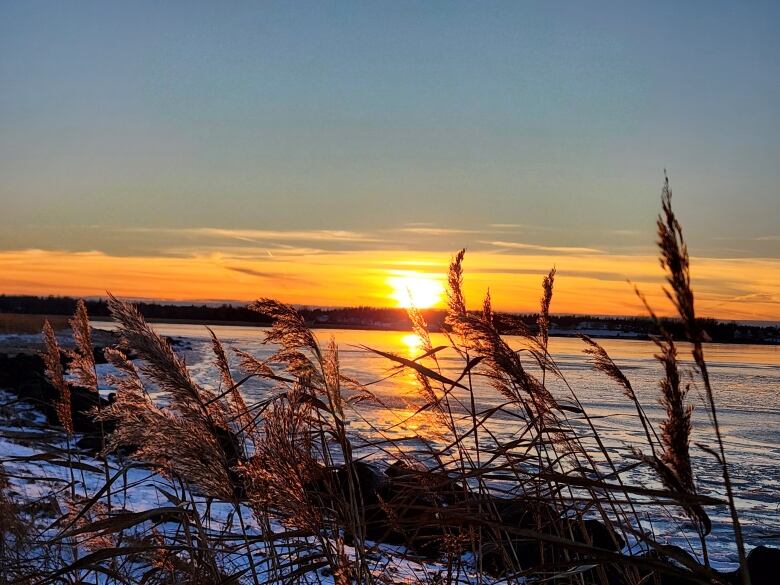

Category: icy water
[95, 322, 780, 567]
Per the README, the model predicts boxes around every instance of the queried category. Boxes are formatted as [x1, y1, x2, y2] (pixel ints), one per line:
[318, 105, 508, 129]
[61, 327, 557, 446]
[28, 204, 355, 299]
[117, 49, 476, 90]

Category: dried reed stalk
[42, 320, 73, 436]
[657, 175, 747, 580]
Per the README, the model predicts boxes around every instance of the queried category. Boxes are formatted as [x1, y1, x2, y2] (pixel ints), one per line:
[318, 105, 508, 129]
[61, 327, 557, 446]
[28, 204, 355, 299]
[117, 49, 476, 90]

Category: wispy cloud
[480, 240, 604, 254]
[158, 244, 332, 259]
[396, 227, 479, 236]
[609, 229, 643, 236]
[225, 266, 312, 285]
[487, 223, 560, 232]
[125, 227, 382, 243]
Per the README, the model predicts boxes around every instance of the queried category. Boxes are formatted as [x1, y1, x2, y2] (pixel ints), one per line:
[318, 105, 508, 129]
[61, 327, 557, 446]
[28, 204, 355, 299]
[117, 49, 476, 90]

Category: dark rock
[307, 461, 393, 542]
[304, 460, 455, 557]
[574, 518, 625, 551]
[626, 544, 721, 585]
[746, 545, 780, 585]
[91, 346, 108, 365]
[375, 460, 453, 557]
[0, 352, 114, 451]
[75, 433, 106, 453]
[210, 423, 247, 499]
[478, 497, 558, 576]
[727, 545, 780, 585]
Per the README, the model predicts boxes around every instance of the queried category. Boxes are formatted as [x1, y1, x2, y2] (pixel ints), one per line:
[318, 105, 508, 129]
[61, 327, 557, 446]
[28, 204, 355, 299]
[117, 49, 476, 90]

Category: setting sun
[387, 273, 445, 309]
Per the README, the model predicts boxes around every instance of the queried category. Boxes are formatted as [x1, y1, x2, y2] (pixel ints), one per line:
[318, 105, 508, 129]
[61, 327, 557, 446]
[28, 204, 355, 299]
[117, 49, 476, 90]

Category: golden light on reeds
[387, 272, 444, 308]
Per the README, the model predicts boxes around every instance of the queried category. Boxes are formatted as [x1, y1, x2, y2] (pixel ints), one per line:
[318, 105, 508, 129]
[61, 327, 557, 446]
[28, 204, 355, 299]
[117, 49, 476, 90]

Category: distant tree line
[0, 294, 777, 344]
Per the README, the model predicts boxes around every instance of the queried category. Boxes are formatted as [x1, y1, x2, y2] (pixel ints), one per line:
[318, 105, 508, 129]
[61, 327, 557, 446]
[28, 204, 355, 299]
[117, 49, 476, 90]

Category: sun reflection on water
[401, 332, 424, 356]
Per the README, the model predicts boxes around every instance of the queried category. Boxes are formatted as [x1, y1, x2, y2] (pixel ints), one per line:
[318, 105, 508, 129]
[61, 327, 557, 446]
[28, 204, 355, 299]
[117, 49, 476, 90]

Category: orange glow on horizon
[0, 248, 778, 321]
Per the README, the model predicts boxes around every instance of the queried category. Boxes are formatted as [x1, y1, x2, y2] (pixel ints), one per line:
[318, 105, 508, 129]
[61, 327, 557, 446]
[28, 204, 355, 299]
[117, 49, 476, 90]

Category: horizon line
[2, 292, 778, 327]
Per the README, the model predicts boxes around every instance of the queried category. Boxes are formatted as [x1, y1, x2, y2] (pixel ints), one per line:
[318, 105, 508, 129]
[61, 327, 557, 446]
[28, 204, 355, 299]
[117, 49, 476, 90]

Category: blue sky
[1, 2, 778, 316]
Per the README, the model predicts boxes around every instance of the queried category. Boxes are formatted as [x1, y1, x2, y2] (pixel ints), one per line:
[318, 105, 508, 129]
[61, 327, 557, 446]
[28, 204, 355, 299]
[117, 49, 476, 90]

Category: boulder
[727, 545, 780, 585]
[0, 352, 113, 451]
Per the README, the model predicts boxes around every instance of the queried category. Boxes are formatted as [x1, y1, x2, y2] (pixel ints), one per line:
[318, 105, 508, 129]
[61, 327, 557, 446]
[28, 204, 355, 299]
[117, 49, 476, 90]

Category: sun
[387, 273, 444, 309]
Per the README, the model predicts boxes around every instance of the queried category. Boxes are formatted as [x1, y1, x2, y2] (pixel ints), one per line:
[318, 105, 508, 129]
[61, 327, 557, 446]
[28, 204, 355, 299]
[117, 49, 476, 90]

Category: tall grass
[0, 179, 756, 584]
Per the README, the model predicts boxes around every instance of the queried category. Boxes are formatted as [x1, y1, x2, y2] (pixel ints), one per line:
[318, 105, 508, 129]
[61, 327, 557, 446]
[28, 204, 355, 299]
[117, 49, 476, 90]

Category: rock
[376, 460, 454, 557]
[746, 545, 780, 585]
[575, 518, 625, 551]
[304, 460, 455, 557]
[627, 544, 721, 585]
[209, 423, 246, 499]
[726, 545, 780, 585]
[479, 506, 624, 578]
[478, 497, 558, 576]
[307, 461, 393, 542]
[0, 352, 113, 451]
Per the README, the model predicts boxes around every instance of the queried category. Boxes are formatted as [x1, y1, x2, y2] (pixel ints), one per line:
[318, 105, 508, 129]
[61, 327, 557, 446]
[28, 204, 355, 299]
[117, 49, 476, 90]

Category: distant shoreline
[2, 292, 779, 346]
[84, 316, 779, 346]
[2, 314, 779, 347]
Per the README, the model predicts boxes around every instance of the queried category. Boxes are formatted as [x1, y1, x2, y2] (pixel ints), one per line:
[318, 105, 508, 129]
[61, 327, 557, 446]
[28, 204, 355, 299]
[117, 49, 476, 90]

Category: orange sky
[2, 247, 778, 321]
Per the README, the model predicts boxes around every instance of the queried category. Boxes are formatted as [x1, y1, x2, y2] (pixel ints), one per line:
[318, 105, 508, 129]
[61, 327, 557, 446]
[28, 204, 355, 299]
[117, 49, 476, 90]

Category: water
[94, 321, 780, 566]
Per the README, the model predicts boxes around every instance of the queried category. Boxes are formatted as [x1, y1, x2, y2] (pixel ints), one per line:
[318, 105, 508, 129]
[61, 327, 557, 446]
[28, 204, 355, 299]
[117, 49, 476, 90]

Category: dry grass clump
[0, 177, 757, 584]
[98, 301, 240, 502]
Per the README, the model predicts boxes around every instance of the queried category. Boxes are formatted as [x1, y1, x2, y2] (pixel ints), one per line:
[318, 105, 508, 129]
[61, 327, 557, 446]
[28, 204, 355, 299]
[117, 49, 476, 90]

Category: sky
[1, 1, 779, 319]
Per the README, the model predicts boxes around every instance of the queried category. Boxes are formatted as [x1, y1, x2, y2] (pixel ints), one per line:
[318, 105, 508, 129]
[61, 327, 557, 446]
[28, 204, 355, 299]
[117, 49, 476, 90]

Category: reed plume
[208, 327, 252, 433]
[42, 319, 73, 435]
[408, 303, 434, 354]
[102, 296, 242, 500]
[655, 335, 693, 492]
[582, 335, 657, 451]
[249, 298, 323, 384]
[482, 288, 493, 325]
[657, 175, 696, 341]
[656, 175, 748, 578]
[405, 303, 440, 406]
[581, 336, 632, 399]
[537, 268, 556, 351]
[445, 250, 557, 416]
[107, 293, 225, 424]
[322, 337, 345, 421]
[233, 348, 275, 378]
[447, 248, 467, 320]
[100, 346, 237, 499]
[242, 385, 321, 529]
[67, 299, 97, 392]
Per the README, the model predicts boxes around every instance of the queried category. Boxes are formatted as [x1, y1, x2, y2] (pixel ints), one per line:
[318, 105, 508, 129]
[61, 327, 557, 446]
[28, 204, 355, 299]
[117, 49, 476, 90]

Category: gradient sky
[1, 2, 779, 319]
